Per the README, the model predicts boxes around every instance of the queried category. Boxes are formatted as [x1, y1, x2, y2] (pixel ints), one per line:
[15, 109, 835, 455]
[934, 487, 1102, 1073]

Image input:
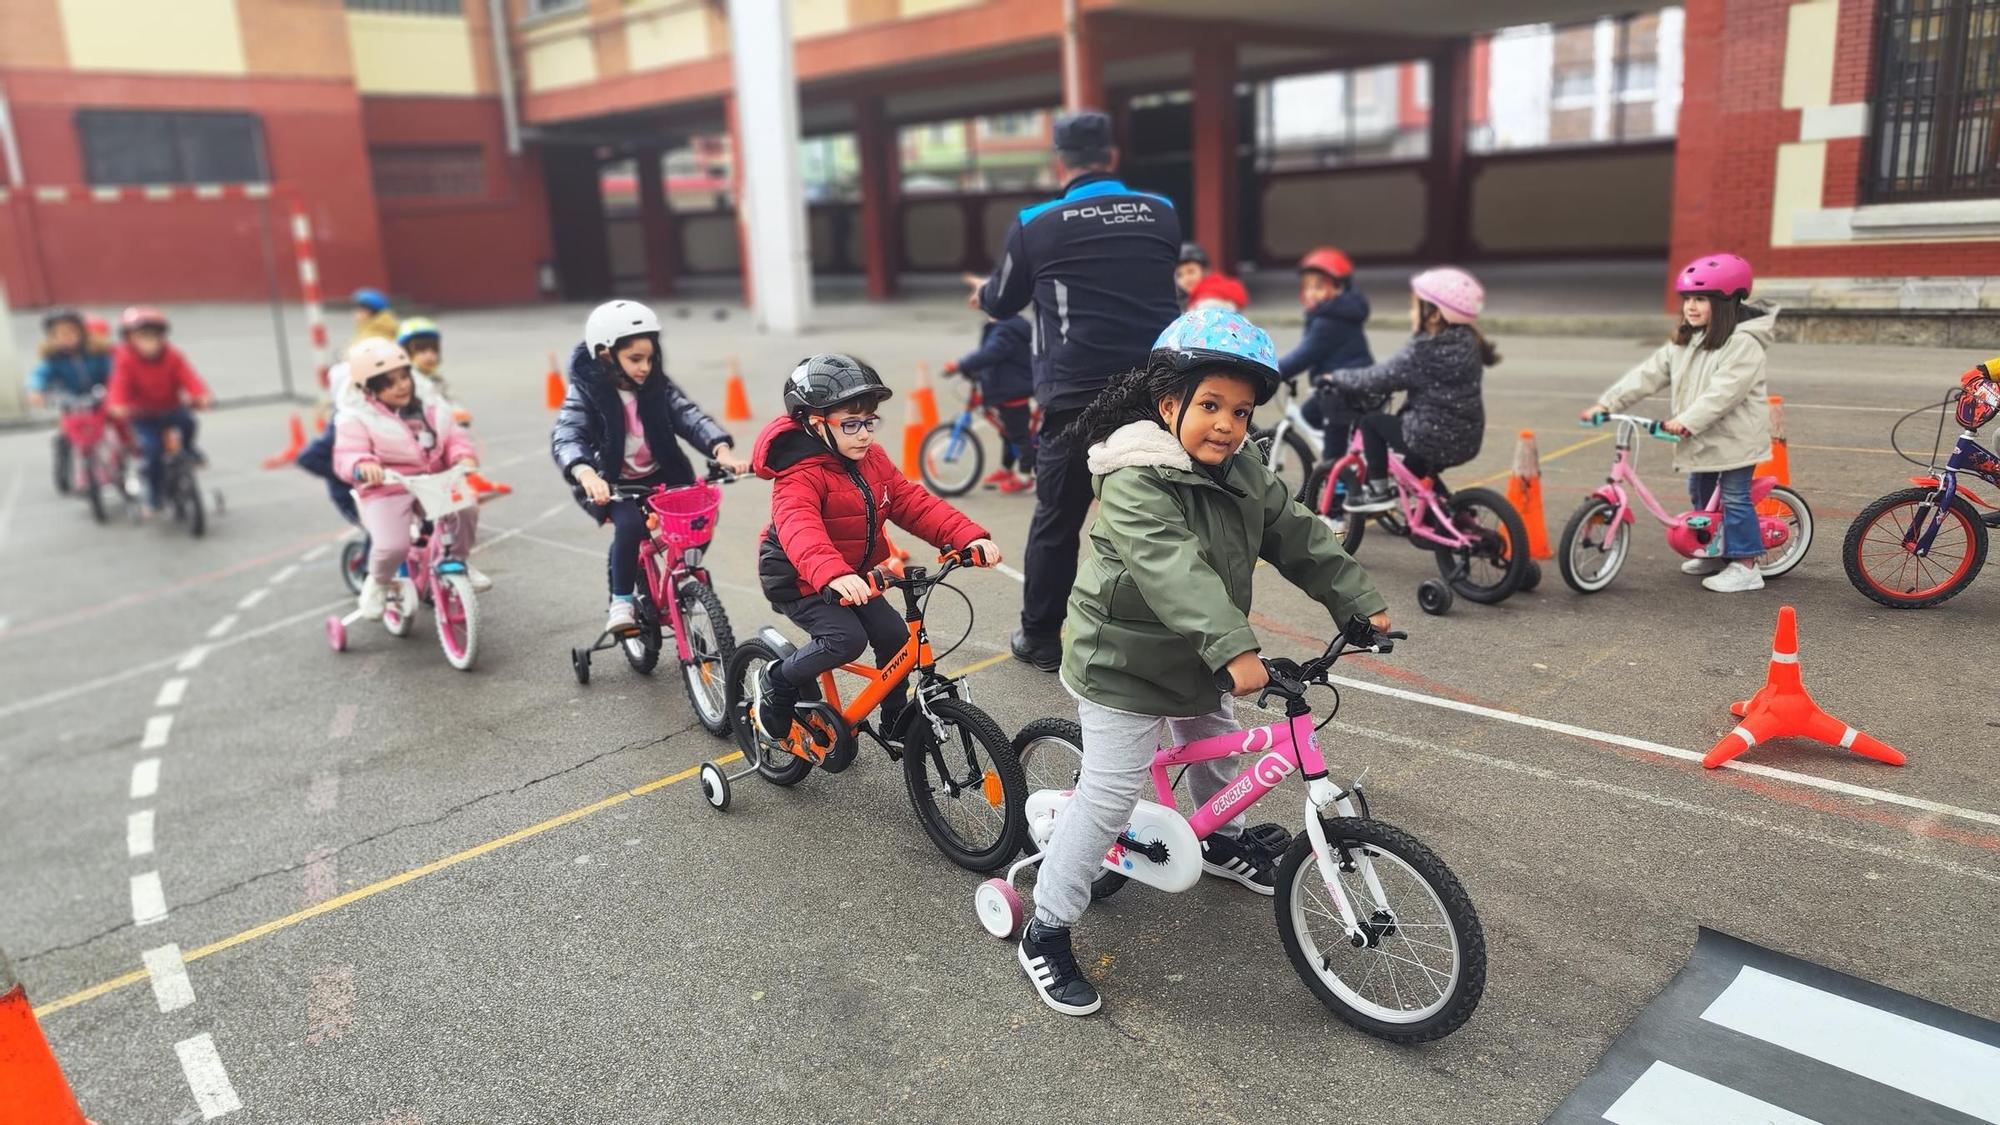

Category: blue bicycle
[1843, 381, 2000, 608]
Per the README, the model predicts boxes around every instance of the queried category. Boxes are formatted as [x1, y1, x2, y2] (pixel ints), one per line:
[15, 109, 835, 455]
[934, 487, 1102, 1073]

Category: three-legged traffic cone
[1505, 429, 1553, 560]
[910, 363, 940, 429]
[545, 352, 564, 411]
[260, 413, 308, 469]
[1, 949, 89, 1124]
[724, 356, 752, 422]
[1755, 395, 1790, 516]
[1702, 605, 1906, 769]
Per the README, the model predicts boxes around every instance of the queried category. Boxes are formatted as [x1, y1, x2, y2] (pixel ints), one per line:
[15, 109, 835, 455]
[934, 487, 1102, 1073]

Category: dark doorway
[1120, 92, 1258, 269]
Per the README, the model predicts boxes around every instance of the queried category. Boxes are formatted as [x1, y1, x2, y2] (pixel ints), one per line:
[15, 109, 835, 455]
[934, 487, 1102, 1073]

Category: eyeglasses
[836, 416, 881, 435]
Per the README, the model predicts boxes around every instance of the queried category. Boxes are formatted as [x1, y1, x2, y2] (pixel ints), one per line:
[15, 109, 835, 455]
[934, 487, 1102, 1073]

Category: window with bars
[344, 0, 462, 13]
[1867, 0, 2000, 201]
[370, 146, 487, 200]
[76, 110, 267, 186]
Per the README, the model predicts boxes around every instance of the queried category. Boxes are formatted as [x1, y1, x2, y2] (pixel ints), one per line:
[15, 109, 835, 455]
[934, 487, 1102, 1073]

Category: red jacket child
[108, 342, 210, 416]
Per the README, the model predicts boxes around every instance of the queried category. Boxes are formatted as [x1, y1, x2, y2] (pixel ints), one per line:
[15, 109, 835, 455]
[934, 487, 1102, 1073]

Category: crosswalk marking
[1604, 1062, 1823, 1125]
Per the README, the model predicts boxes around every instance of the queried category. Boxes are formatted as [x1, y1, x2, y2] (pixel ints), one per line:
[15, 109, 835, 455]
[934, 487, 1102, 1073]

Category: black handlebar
[818, 547, 989, 605]
[1212, 617, 1407, 695]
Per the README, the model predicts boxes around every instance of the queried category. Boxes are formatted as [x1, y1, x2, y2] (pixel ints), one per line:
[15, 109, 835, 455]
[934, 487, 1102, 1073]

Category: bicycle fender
[755, 626, 797, 658]
[1588, 484, 1632, 517]
[1911, 475, 1996, 509]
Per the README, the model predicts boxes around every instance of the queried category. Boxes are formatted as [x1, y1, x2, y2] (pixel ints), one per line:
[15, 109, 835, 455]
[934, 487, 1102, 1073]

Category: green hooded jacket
[1060, 420, 1388, 717]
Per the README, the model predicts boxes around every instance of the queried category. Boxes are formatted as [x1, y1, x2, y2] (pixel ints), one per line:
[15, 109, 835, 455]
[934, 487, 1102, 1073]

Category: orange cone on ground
[545, 351, 564, 411]
[0, 948, 90, 1124]
[910, 363, 940, 429]
[1505, 429, 1553, 560]
[724, 355, 753, 422]
[1755, 395, 1790, 516]
[260, 413, 308, 470]
[1702, 605, 1905, 769]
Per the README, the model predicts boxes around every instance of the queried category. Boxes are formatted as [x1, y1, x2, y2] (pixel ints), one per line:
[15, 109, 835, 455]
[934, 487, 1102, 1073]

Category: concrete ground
[1, 297, 1995, 1124]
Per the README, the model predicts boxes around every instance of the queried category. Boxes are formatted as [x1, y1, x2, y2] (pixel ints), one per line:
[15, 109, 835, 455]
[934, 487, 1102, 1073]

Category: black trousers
[1360, 413, 1433, 479]
[1300, 385, 1368, 461]
[774, 593, 911, 722]
[1020, 407, 1094, 643]
[995, 401, 1035, 474]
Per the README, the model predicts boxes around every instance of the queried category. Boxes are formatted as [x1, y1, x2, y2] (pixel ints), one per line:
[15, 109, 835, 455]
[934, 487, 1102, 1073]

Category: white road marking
[303, 847, 337, 905]
[155, 677, 189, 708]
[995, 562, 1026, 583]
[143, 943, 196, 1013]
[236, 588, 269, 611]
[326, 703, 356, 740]
[131, 758, 161, 798]
[270, 564, 299, 585]
[131, 871, 168, 925]
[1702, 966, 2000, 1121]
[141, 714, 174, 751]
[174, 1033, 242, 1118]
[305, 964, 356, 1044]
[1604, 1061, 1822, 1125]
[128, 810, 155, 857]
[301, 543, 331, 562]
[1326, 673, 2000, 831]
[177, 645, 212, 672]
[205, 614, 240, 640]
[0, 470, 22, 548]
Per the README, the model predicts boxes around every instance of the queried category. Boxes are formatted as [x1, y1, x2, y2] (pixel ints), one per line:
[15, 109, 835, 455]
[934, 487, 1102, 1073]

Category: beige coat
[1599, 305, 1778, 473]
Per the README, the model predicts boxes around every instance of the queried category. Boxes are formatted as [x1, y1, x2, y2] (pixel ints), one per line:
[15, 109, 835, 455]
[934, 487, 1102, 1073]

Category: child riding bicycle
[107, 307, 212, 518]
[750, 353, 1001, 742]
[1017, 308, 1389, 1017]
[944, 312, 1036, 492]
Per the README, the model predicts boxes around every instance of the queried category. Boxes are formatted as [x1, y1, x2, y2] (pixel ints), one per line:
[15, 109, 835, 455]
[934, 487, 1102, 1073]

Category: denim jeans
[130, 408, 196, 509]
[1688, 466, 1763, 559]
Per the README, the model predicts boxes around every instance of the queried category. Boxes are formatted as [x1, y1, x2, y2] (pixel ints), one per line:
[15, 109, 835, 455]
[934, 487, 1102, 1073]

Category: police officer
[965, 109, 1181, 672]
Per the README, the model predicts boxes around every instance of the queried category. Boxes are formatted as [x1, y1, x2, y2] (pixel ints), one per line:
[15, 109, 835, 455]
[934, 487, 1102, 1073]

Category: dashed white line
[143, 944, 196, 1013]
[131, 758, 161, 798]
[176, 645, 212, 673]
[205, 615, 240, 640]
[128, 809, 156, 857]
[155, 678, 189, 708]
[174, 1033, 242, 1119]
[131, 871, 168, 925]
[141, 714, 175, 751]
[236, 588, 270, 611]
[301, 543, 331, 563]
[270, 564, 299, 585]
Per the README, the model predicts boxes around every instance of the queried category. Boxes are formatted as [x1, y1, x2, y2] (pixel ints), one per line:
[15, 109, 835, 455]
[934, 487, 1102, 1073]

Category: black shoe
[1201, 831, 1277, 896]
[756, 667, 798, 740]
[1983, 510, 2000, 529]
[1018, 921, 1101, 1015]
[1010, 628, 1060, 673]
[1344, 479, 1398, 513]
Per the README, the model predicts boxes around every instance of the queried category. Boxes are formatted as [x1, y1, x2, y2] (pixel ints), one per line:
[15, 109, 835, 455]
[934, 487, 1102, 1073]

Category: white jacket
[1600, 304, 1778, 473]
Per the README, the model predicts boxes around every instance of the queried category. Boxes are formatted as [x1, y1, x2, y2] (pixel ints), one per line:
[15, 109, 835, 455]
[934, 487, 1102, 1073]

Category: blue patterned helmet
[1150, 308, 1282, 404]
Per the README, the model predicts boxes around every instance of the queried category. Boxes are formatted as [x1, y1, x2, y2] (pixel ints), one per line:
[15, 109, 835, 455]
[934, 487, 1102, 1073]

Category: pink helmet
[1410, 267, 1485, 325]
[1675, 252, 1754, 300]
[346, 337, 411, 387]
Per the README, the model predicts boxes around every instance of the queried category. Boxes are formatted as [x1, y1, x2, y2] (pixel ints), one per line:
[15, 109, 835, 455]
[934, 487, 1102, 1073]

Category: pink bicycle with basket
[569, 461, 739, 737]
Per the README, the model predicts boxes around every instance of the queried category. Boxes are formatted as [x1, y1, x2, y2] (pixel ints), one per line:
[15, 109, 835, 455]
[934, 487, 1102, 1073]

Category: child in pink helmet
[1584, 252, 1778, 593]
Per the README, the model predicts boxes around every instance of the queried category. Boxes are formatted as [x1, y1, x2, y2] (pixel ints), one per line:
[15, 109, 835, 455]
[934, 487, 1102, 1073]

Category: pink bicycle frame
[635, 481, 720, 664]
[1153, 710, 1326, 840]
[1317, 431, 1483, 552]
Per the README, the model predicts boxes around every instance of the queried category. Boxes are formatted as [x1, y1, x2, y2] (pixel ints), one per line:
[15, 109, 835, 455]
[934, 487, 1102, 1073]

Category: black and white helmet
[583, 299, 660, 357]
[783, 353, 892, 417]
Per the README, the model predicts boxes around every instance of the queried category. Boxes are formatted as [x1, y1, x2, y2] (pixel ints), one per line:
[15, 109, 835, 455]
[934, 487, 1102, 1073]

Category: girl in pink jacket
[333, 338, 488, 619]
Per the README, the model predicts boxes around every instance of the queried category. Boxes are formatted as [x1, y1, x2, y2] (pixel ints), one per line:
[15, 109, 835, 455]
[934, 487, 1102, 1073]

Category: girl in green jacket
[1017, 309, 1390, 1018]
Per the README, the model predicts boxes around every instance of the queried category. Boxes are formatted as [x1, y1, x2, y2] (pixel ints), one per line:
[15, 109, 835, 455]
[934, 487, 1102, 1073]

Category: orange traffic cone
[260, 413, 308, 470]
[1505, 429, 1552, 560]
[880, 533, 912, 579]
[545, 352, 564, 411]
[1755, 395, 1790, 516]
[900, 386, 925, 482]
[1, 949, 89, 1124]
[724, 356, 752, 422]
[910, 363, 940, 429]
[466, 472, 512, 500]
[1702, 605, 1906, 769]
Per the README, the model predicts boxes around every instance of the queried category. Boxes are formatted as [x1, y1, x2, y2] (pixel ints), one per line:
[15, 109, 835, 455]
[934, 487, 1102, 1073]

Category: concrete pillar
[0, 278, 21, 420]
[854, 96, 900, 300]
[1062, 2, 1105, 112]
[727, 0, 813, 333]
[635, 147, 677, 297]
[724, 96, 753, 308]
[1190, 40, 1239, 273]
[1426, 38, 1471, 262]
[1591, 17, 1617, 142]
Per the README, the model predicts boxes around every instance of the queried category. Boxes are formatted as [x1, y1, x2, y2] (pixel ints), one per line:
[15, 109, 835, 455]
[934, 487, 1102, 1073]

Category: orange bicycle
[712, 549, 1028, 872]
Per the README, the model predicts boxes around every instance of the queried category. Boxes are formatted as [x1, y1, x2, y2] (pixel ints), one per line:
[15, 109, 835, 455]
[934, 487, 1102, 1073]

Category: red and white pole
[289, 202, 330, 391]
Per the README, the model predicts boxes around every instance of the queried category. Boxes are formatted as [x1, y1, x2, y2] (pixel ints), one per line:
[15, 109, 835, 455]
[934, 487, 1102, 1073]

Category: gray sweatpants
[1033, 686, 1247, 929]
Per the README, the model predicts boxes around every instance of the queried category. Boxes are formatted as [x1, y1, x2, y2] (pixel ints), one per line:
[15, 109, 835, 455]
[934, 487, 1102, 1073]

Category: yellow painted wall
[790, 0, 849, 38]
[1472, 150, 1673, 251]
[60, 0, 245, 75]
[1769, 141, 1827, 247]
[347, 12, 478, 96]
[626, 0, 713, 70]
[524, 11, 596, 92]
[898, 0, 979, 16]
[1781, 0, 1838, 109]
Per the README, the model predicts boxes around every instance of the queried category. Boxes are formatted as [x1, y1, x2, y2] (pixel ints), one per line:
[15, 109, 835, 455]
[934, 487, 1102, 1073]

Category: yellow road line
[33, 755, 739, 1020]
[1791, 442, 1896, 455]
[948, 651, 1013, 678]
[1467, 431, 1611, 488]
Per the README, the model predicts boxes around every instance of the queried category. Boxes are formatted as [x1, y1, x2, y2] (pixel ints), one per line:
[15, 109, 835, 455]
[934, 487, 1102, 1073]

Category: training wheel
[1417, 578, 1454, 616]
[1520, 559, 1542, 592]
[325, 615, 347, 653]
[570, 647, 591, 685]
[698, 762, 731, 812]
[974, 878, 1024, 940]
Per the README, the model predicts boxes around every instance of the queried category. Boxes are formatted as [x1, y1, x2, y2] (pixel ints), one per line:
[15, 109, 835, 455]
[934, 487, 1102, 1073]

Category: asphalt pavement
[2, 298, 1996, 1124]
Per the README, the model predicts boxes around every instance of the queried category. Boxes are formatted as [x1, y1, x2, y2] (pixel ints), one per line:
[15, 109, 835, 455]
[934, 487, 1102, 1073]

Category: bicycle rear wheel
[919, 421, 983, 497]
[1012, 718, 1126, 899]
[1431, 487, 1526, 603]
[176, 462, 206, 538]
[904, 698, 1026, 872]
[726, 640, 813, 785]
[1754, 486, 1812, 579]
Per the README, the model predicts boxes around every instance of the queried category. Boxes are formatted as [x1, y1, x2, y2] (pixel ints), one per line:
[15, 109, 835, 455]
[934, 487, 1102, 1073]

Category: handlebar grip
[1582, 411, 1608, 427]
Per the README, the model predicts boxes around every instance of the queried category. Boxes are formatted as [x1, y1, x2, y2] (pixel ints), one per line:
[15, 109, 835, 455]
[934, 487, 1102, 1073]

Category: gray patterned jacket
[1328, 325, 1488, 471]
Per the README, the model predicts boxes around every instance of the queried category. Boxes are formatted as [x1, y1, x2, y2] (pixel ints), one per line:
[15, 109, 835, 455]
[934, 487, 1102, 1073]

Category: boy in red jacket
[751, 353, 1001, 742]
[107, 306, 212, 514]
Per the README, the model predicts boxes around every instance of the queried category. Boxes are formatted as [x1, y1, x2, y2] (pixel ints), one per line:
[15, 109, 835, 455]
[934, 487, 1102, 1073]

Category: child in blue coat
[944, 314, 1036, 492]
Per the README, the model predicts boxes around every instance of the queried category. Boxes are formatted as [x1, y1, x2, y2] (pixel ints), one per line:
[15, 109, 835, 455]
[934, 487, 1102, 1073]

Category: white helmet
[347, 337, 411, 388]
[584, 300, 660, 358]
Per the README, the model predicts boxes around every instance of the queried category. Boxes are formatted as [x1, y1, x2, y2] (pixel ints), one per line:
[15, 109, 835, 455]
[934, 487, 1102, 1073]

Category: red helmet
[1675, 253, 1754, 300]
[85, 314, 111, 338]
[1298, 247, 1354, 279]
[119, 306, 169, 336]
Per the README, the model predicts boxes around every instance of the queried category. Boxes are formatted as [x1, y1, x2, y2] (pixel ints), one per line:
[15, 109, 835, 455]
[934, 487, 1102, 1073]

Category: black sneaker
[1344, 479, 1398, 513]
[1018, 921, 1101, 1016]
[1983, 510, 2000, 529]
[1201, 831, 1277, 895]
[1010, 628, 1060, 674]
[755, 667, 798, 740]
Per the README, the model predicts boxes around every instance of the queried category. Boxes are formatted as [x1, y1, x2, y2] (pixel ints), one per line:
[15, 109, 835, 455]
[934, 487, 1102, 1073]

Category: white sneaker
[357, 577, 387, 620]
[1701, 561, 1765, 593]
[1680, 556, 1727, 576]
[466, 566, 493, 592]
[605, 599, 638, 634]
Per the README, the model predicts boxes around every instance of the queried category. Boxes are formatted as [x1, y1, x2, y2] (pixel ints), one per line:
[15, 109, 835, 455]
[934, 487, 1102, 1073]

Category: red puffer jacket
[752, 415, 990, 601]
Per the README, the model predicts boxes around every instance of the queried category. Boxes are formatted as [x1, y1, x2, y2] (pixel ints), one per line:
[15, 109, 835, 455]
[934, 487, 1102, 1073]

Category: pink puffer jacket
[332, 390, 473, 498]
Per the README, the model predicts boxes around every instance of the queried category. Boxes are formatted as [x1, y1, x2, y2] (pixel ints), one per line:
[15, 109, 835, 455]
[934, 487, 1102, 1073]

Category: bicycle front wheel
[1275, 817, 1485, 1043]
[919, 421, 983, 497]
[904, 698, 1026, 872]
[434, 573, 479, 671]
[1253, 427, 1316, 503]
[677, 579, 735, 736]
[1558, 497, 1629, 593]
[1843, 486, 1988, 608]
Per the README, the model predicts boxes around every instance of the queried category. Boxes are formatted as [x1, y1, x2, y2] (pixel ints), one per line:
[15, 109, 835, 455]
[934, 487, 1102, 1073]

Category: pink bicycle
[1301, 426, 1533, 615]
[325, 464, 482, 670]
[569, 462, 738, 737]
[50, 390, 133, 525]
[979, 620, 1487, 1043]
[1559, 412, 1813, 593]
